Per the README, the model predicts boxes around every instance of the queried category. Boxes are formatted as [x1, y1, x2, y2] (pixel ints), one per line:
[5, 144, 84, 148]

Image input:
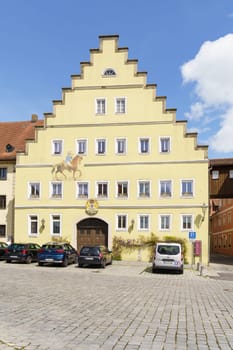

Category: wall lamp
[201, 203, 207, 222]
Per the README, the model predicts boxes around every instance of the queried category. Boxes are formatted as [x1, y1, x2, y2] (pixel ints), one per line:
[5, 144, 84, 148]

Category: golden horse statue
[51, 155, 83, 180]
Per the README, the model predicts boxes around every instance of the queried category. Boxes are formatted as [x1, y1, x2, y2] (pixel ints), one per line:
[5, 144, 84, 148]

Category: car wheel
[78, 263, 83, 268]
[38, 262, 44, 266]
[26, 256, 32, 264]
[62, 258, 68, 267]
[6, 259, 11, 263]
[101, 259, 106, 268]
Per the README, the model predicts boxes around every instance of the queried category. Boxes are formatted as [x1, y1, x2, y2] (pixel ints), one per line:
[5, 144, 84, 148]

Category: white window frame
[159, 214, 171, 231]
[181, 214, 193, 231]
[28, 214, 38, 236]
[95, 98, 106, 115]
[181, 179, 194, 197]
[0, 167, 7, 180]
[138, 214, 150, 231]
[116, 214, 128, 231]
[76, 139, 88, 155]
[28, 182, 41, 199]
[96, 181, 109, 199]
[229, 170, 233, 179]
[52, 139, 63, 155]
[115, 138, 127, 155]
[116, 181, 128, 198]
[138, 180, 151, 198]
[139, 137, 150, 154]
[160, 137, 171, 153]
[50, 214, 62, 236]
[76, 182, 89, 199]
[212, 170, 219, 179]
[96, 139, 107, 155]
[115, 97, 126, 114]
[50, 182, 63, 199]
[159, 180, 172, 197]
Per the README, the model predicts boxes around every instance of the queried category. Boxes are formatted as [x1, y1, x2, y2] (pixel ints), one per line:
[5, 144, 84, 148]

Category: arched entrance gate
[76, 218, 108, 251]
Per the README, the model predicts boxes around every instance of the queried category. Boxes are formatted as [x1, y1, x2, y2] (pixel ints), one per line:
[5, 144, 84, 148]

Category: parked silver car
[152, 242, 184, 274]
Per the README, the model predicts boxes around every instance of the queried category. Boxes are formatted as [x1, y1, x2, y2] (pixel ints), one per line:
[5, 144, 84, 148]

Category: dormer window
[103, 68, 116, 76]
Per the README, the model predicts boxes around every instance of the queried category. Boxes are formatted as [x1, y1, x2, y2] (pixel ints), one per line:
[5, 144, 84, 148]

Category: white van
[152, 242, 184, 274]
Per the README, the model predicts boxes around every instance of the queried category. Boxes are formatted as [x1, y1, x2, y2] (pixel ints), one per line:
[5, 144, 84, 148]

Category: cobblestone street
[0, 260, 232, 350]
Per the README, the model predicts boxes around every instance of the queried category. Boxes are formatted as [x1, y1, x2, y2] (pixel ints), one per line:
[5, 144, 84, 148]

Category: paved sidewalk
[0, 260, 232, 350]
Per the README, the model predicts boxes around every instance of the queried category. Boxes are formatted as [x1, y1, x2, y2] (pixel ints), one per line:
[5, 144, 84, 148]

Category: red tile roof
[0, 117, 44, 161]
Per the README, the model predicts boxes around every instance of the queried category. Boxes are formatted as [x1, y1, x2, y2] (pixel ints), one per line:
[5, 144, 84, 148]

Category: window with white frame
[97, 182, 108, 198]
[96, 98, 106, 114]
[52, 140, 63, 155]
[116, 138, 126, 154]
[0, 225, 6, 238]
[160, 215, 171, 230]
[51, 182, 62, 199]
[212, 170, 219, 179]
[229, 170, 233, 178]
[139, 138, 150, 154]
[96, 139, 106, 155]
[103, 68, 116, 76]
[29, 215, 38, 236]
[77, 182, 89, 198]
[0, 168, 7, 180]
[116, 214, 127, 230]
[160, 180, 172, 197]
[117, 182, 128, 198]
[181, 180, 193, 196]
[138, 181, 150, 198]
[51, 214, 61, 235]
[0, 196, 6, 209]
[160, 137, 170, 153]
[138, 215, 150, 230]
[29, 182, 40, 199]
[115, 98, 126, 114]
[76, 139, 87, 155]
[181, 215, 192, 230]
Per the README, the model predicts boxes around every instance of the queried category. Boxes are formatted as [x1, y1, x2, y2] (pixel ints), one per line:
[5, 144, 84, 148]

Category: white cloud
[181, 33, 233, 154]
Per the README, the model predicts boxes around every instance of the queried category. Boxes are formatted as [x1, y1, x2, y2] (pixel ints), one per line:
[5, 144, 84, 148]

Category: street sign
[189, 231, 196, 240]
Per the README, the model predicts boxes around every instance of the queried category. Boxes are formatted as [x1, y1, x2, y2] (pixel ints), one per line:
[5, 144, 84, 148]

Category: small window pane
[0, 168, 7, 180]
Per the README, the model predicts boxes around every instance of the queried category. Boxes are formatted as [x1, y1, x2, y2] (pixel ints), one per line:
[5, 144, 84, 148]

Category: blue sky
[0, 0, 233, 159]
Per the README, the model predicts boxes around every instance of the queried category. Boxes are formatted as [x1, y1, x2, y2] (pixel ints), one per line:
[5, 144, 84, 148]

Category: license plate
[85, 257, 93, 260]
[10, 256, 18, 258]
[45, 258, 54, 262]
[164, 261, 173, 265]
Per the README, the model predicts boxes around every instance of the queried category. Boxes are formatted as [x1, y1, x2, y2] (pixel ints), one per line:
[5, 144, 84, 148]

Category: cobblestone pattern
[0, 261, 232, 350]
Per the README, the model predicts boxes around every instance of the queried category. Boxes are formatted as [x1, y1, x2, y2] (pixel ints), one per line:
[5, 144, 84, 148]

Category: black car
[5, 243, 41, 264]
[78, 245, 112, 268]
[0, 242, 8, 260]
[37, 242, 77, 267]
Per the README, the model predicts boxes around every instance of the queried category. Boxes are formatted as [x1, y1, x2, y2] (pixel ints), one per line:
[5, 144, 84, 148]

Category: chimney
[31, 114, 38, 122]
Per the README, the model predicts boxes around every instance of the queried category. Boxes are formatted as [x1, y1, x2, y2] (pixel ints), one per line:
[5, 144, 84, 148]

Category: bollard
[199, 264, 203, 276]
[197, 262, 200, 271]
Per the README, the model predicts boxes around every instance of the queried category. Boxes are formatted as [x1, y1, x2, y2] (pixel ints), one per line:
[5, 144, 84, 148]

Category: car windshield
[158, 245, 180, 255]
[80, 247, 100, 255]
[10, 244, 25, 250]
[42, 244, 63, 250]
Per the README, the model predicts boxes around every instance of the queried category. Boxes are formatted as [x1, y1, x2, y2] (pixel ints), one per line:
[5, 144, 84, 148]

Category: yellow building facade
[15, 35, 209, 264]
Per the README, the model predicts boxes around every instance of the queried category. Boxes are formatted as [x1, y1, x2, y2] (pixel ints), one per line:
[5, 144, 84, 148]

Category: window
[139, 138, 150, 154]
[0, 168, 7, 180]
[0, 195, 6, 209]
[160, 181, 172, 197]
[76, 139, 87, 155]
[97, 182, 108, 198]
[29, 182, 40, 199]
[229, 170, 233, 178]
[212, 170, 219, 179]
[96, 98, 106, 114]
[77, 182, 89, 198]
[182, 215, 192, 230]
[96, 139, 106, 155]
[103, 68, 116, 76]
[117, 182, 128, 198]
[51, 182, 62, 199]
[52, 140, 63, 155]
[160, 215, 171, 230]
[29, 215, 38, 236]
[116, 214, 127, 230]
[138, 181, 150, 198]
[181, 180, 193, 196]
[0, 225, 6, 238]
[51, 215, 61, 235]
[160, 137, 170, 153]
[116, 138, 126, 154]
[115, 98, 126, 114]
[138, 215, 150, 230]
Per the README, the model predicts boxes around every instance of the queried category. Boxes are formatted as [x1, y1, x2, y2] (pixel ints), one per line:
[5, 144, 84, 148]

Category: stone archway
[77, 218, 108, 251]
